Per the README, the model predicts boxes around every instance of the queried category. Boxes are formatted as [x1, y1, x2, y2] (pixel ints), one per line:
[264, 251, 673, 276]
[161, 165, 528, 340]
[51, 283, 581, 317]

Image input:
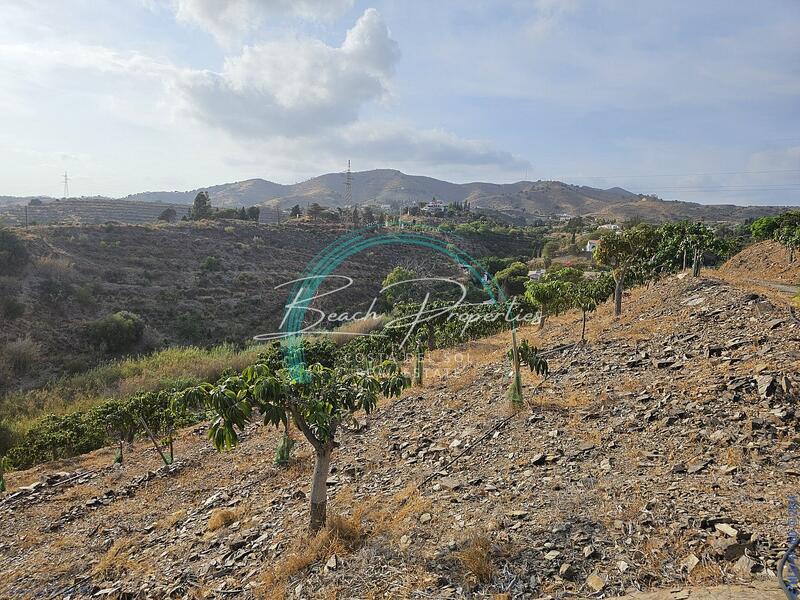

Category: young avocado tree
[683, 223, 724, 277]
[507, 338, 549, 406]
[524, 280, 567, 330]
[177, 360, 409, 531]
[570, 274, 614, 342]
[593, 225, 658, 316]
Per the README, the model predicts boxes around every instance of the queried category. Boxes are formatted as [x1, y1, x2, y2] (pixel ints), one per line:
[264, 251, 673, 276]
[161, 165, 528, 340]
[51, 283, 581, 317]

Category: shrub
[176, 311, 203, 343]
[1, 296, 25, 320]
[88, 311, 145, 353]
[38, 277, 72, 305]
[201, 256, 222, 271]
[0, 227, 28, 275]
[0, 419, 19, 456]
[3, 338, 41, 375]
[73, 285, 95, 306]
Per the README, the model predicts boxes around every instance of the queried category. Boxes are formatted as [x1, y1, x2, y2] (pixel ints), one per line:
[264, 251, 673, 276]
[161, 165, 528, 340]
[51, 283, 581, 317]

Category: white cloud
[176, 8, 399, 136]
[173, 0, 354, 43]
[333, 121, 529, 170]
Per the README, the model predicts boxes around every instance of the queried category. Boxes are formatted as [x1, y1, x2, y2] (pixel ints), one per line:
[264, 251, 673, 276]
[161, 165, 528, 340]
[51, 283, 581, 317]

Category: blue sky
[0, 0, 798, 205]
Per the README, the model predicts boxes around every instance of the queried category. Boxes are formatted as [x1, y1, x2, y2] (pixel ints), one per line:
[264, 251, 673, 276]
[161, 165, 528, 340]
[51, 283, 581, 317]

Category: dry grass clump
[260, 486, 431, 599]
[260, 526, 346, 599]
[94, 537, 139, 579]
[207, 507, 244, 532]
[34, 256, 73, 279]
[2, 337, 41, 375]
[327, 315, 390, 347]
[454, 536, 496, 583]
[157, 509, 188, 530]
[0, 342, 270, 427]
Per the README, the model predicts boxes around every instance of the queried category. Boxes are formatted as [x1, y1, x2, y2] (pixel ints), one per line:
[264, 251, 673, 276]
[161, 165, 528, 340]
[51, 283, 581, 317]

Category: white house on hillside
[421, 198, 445, 214]
[598, 223, 621, 231]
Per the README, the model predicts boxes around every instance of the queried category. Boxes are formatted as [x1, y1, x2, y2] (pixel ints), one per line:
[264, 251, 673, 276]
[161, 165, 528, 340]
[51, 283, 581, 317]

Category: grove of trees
[751, 211, 800, 263]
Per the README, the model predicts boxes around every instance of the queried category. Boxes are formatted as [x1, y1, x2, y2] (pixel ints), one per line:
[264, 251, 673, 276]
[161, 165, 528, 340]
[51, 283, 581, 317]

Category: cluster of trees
[594, 221, 731, 316]
[751, 211, 800, 263]
[524, 267, 615, 340]
[295, 203, 390, 226]
[186, 192, 260, 222]
[3, 389, 197, 469]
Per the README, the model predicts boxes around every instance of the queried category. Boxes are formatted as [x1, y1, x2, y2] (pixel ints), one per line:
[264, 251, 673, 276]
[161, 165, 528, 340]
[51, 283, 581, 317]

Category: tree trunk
[614, 276, 624, 316]
[692, 250, 701, 277]
[427, 326, 435, 351]
[682, 248, 687, 271]
[309, 444, 333, 532]
[538, 313, 546, 330]
[581, 310, 587, 342]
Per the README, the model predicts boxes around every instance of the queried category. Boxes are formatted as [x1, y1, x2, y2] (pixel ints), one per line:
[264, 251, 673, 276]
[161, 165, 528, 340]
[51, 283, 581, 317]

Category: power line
[543, 168, 800, 181]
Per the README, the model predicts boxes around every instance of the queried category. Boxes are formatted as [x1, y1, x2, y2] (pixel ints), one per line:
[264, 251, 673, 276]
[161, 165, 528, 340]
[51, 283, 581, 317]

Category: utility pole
[344, 160, 352, 206]
[62, 172, 70, 200]
[24, 205, 28, 228]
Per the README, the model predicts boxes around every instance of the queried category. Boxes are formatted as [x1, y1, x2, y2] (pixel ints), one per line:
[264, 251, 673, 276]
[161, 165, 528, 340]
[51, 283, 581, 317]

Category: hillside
[719, 240, 800, 285]
[5, 171, 787, 226]
[0, 221, 534, 392]
[0, 271, 796, 599]
[0, 199, 191, 226]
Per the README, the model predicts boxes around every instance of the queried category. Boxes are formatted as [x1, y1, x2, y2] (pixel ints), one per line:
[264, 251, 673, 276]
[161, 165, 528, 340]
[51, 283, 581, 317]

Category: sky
[0, 0, 798, 205]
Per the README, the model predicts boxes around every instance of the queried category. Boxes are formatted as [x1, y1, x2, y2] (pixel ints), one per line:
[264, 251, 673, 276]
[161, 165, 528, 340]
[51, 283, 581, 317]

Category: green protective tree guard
[274, 430, 296, 467]
[508, 328, 523, 406]
[414, 344, 424, 385]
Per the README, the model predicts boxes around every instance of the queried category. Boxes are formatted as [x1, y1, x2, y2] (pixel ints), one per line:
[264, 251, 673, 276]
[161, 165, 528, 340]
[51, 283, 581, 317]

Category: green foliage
[0, 455, 10, 493]
[5, 389, 199, 469]
[88, 311, 145, 353]
[0, 227, 29, 275]
[655, 221, 728, 277]
[257, 339, 338, 372]
[541, 266, 584, 284]
[381, 266, 418, 306]
[495, 261, 529, 296]
[178, 360, 409, 452]
[515, 340, 549, 376]
[524, 280, 568, 328]
[201, 255, 222, 272]
[750, 216, 779, 240]
[191, 191, 213, 220]
[175, 311, 203, 343]
[771, 211, 800, 261]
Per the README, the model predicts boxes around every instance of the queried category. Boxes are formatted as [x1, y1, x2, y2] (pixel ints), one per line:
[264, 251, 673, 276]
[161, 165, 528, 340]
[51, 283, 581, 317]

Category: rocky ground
[1, 270, 798, 599]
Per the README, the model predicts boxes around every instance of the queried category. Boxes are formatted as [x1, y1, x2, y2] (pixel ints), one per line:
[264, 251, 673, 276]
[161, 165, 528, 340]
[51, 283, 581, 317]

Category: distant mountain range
[2, 169, 790, 224]
[118, 169, 791, 223]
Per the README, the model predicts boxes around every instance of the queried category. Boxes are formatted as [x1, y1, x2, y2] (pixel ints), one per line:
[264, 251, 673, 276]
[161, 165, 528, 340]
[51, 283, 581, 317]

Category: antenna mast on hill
[344, 160, 353, 207]
[62, 172, 70, 200]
